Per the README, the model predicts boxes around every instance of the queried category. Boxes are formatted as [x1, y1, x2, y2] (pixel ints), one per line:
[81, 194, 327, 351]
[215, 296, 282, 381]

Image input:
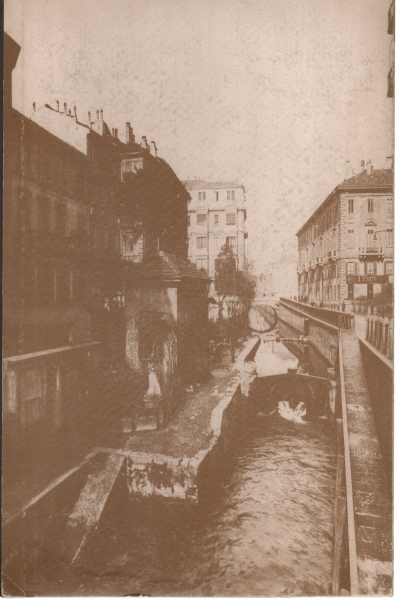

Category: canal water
[61, 334, 337, 597]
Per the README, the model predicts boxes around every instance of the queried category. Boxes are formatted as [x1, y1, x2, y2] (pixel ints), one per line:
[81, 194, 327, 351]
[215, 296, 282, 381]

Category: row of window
[348, 197, 393, 217]
[17, 194, 82, 236]
[196, 190, 236, 202]
[299, 261, 393, 284]
[346, 261, 393, 275]
[347, 228, 393, 248]
[300, 196, 394, 251]
[299, 203, 340, 250]
[195, 236, 236, 249]
[189, 213, 237, 226]
[195, 255, 238, 272]
[24, 264, 86, 305]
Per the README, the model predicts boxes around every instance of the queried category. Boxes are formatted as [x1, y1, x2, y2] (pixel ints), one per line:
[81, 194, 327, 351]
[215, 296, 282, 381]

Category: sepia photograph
[2, 0, 394, 596]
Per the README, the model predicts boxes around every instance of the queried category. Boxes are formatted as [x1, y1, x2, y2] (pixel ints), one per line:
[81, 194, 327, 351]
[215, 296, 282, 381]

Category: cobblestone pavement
[124, 343, 245, 458]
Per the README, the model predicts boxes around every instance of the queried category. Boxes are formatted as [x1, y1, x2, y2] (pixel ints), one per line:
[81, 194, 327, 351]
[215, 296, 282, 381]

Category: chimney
[386, 156, 394, 170]
[73, 106, 77, 122]
[141, 136, 148, 149]
[32, 101, 36, 112]
[151, 141, 157, 157]
[126, 122, 131, 143]
[96, 109, 99, 120]
[112, 127, 115, 136]
[100, 109, 103, 121]
[68, 109, 72, 116]
[63, 102, 67, 114]
[56, 100, 59, 111]
[114, 128, 118, 138]
[367, 163, 373, 175]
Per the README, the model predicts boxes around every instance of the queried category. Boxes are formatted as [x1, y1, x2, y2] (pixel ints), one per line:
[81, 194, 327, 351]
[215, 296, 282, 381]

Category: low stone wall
[279, 302, 338, 366]
[279, 303, 306, 334]
[308, 321, 338, 366]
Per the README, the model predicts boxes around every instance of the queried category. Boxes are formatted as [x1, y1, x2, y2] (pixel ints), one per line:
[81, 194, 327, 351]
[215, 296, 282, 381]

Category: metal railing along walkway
[280, 298, 354, 330]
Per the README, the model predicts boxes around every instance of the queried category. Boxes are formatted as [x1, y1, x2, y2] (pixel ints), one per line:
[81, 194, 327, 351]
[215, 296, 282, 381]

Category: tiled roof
[296, 168, 394, 236]
[337, 168, 393, 189]
[123, 251, 210, 283]
[183, 180, 244, 190]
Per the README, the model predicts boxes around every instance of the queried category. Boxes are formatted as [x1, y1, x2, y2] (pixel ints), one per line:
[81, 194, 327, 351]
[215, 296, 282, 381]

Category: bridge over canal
[278, 298, 393, 596]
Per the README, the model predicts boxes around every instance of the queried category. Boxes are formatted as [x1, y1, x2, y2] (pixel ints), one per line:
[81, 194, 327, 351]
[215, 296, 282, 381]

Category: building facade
[183, 180, 247, 279]
[296, 165, 393, 309]
[3, 32, 209, 446]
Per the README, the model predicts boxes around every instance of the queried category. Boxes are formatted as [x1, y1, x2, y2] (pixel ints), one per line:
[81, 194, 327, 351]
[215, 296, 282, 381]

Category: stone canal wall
[279, 302, 307, 334]
[308, 320, 338, 366]
[279, 302, 338, 366]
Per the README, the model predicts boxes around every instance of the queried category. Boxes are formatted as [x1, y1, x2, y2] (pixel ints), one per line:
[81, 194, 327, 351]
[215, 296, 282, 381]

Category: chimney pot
[64, 102, 67, 113]
[114, 128, 118, 138]
[141, 136, 148, 149]
[32, 102, 36, 111]
[151, 141, 157, 157]
[125, 122, 131, 143]
[100, 109, 103, 120]
[74, 106, 77, 117]
[56, 100, 59, 111]
[68, 109, 72, 116]
[96, 110, 99, 119]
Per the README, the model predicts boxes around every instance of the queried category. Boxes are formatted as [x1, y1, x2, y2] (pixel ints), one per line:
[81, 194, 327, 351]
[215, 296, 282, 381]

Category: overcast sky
[5, 0, 393, 271]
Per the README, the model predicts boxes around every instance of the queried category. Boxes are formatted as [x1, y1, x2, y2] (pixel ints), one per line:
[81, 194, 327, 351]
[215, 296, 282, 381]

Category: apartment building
[296, 163, 393, 307]
[184, 180, 247, 279]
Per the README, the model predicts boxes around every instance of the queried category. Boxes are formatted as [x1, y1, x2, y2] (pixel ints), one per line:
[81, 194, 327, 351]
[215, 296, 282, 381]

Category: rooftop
[337, 168, 393, 189]
[183, 180, 244, 191]
[123, 251, 210, 283]
[297, 168, 393, 236]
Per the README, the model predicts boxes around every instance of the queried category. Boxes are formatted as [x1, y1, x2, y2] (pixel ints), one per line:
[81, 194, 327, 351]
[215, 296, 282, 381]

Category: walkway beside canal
[124, 343, 247, 458]
[340, 330, 392, 595]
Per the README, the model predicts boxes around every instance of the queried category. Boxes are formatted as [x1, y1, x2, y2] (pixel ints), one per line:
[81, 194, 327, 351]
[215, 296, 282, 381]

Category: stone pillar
[327, 367, 337, 415]
[304, 317, 310, 337]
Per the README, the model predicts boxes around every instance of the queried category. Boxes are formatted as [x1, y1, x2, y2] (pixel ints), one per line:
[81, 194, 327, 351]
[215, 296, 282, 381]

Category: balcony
[297, 266, 304, 275]
[317, 257, 324, 266]
[328, 250, 337, 262]
[359, 247, 384, 260]
[310, 260, 316, 270]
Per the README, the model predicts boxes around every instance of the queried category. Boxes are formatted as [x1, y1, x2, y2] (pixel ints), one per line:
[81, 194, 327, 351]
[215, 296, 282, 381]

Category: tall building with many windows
[183, 180, 247, 279]
[296, 164, 393, 308]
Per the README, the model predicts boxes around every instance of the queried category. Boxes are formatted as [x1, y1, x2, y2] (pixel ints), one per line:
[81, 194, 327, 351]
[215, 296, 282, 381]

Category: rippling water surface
[82, 390, 336, 597]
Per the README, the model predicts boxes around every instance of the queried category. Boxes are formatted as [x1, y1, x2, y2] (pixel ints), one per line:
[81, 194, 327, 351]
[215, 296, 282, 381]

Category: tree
[214, 244, 256, 359]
